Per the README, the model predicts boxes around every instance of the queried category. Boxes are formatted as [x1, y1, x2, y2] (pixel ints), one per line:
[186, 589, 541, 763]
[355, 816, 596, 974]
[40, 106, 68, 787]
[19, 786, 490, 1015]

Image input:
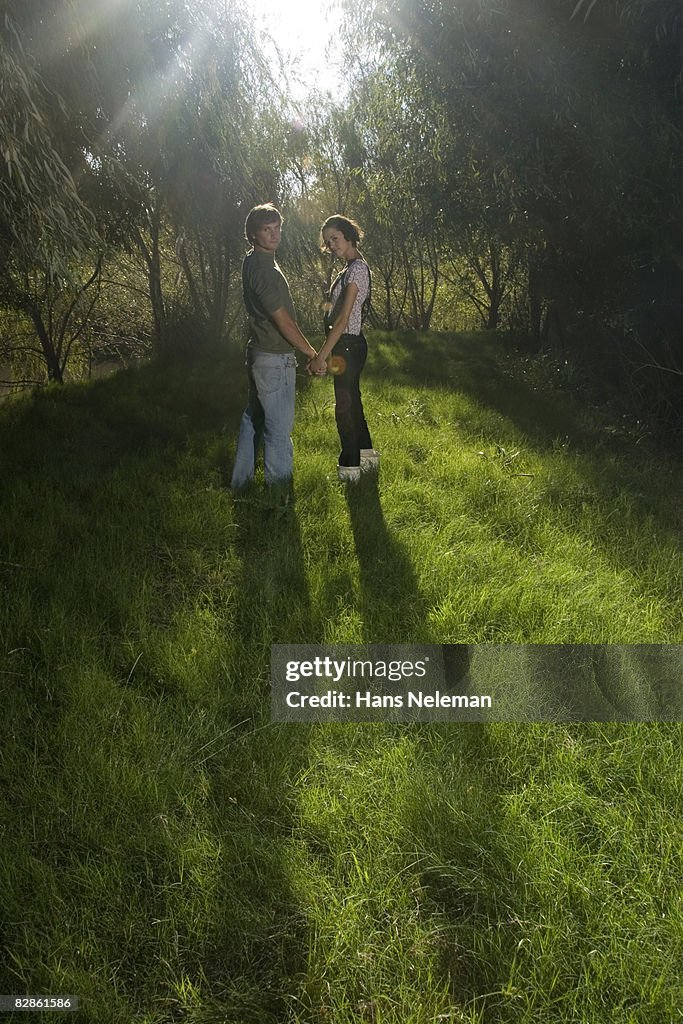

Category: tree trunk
[133, 201, 167, 355]
[29, 302, 62, 383]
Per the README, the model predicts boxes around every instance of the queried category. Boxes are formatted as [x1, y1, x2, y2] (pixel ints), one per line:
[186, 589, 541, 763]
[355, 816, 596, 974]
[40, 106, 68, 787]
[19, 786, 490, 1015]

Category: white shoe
[360, 448, 380, 470]
[338, 465, 361, 483]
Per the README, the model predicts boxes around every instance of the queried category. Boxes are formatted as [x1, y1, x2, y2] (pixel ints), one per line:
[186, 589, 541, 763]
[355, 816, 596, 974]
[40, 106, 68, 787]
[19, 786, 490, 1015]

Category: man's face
[252, 218, 281, 253]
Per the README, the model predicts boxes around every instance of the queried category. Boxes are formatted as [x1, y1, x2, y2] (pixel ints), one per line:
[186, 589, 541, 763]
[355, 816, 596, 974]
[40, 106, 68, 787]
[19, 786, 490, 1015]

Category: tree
[0, 10, 103, 381]
[7, 0, 291, 360]
[345, 0, 683, 424]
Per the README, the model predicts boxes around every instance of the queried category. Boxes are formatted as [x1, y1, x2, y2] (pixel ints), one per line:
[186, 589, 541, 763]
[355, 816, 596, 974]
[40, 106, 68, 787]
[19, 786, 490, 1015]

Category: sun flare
[245, 0, 344, 98]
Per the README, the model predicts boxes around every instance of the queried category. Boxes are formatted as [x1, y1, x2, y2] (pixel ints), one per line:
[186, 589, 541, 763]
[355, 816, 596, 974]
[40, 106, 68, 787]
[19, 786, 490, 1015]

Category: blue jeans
[231, 348, 297, 488]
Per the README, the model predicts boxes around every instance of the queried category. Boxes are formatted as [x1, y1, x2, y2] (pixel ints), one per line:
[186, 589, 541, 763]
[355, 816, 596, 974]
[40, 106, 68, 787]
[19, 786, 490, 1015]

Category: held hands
[307, 353, 328, 377]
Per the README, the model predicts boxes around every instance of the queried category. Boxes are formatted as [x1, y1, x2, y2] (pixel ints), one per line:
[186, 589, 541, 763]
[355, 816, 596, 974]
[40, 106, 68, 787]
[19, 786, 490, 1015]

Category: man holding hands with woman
[231, 204, 378, 490]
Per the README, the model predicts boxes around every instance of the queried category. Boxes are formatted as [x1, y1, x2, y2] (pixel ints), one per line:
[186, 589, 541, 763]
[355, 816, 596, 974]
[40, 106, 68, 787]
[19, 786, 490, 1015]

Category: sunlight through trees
[1, 0, 680, 429]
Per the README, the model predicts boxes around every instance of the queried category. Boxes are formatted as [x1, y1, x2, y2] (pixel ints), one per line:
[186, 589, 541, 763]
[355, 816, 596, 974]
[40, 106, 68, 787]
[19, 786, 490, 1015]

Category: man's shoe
[338, 465, 361, 483]
[360, 448, 380, 470]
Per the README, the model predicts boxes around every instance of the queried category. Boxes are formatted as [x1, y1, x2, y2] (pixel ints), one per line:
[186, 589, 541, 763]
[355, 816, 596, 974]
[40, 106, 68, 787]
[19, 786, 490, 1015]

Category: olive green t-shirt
[242, 250, 296, 354]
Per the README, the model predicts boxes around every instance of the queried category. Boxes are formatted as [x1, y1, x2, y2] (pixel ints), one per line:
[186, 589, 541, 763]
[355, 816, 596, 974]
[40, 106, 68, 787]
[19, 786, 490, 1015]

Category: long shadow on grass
[345, 473, 434, 642]
[231, 484, 313, 645]
[187, 485, 316, 1018]
[0, 363, 314, 1022]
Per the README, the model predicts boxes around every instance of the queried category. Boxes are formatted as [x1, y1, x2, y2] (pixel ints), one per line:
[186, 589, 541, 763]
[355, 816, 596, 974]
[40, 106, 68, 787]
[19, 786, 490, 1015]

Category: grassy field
[0, 331, 681, 1023]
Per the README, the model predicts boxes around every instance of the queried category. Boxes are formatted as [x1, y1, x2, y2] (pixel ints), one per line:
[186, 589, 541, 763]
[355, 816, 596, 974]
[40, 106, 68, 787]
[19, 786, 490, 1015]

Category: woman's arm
[309, 282, 358, 373]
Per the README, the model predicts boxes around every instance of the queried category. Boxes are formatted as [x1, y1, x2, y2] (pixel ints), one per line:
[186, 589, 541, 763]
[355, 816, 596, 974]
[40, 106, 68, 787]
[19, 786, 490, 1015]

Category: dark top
[242, 250, 297, 354]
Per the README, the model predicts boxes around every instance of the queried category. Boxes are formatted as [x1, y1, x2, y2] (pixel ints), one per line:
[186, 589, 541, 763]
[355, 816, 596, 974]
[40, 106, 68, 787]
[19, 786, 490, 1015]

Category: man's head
[245, 203, 283, 253]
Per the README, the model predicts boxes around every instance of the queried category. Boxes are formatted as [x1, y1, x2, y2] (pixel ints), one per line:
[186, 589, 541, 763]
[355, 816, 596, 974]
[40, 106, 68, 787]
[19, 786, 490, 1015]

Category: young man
[230, 204, 319, 489]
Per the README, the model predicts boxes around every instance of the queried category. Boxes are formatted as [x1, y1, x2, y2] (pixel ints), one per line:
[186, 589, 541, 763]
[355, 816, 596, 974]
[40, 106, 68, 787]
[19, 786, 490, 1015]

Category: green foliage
[1, 0, 295, 375]
[344, 0, 683, 420]
[0, 12, 99, 287]
[3, 0, 681, 429]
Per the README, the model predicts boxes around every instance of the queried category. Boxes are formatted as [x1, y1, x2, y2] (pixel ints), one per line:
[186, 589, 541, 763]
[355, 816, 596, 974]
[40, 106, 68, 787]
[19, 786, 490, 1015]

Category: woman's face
[323, 227, 354, 261]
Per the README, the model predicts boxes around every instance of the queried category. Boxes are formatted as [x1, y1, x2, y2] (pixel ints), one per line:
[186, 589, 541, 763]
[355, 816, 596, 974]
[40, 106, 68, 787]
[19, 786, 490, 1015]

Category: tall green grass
[0, 332, 680, 1022]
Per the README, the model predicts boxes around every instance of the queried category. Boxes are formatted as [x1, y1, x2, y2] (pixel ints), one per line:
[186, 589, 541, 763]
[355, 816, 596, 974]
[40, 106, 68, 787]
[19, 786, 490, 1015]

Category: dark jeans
[332, 333, 373, 467]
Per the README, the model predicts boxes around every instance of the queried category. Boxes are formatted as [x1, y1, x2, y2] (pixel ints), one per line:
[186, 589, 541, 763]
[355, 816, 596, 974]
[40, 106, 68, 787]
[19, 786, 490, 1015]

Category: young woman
[308, 215, 380, 483]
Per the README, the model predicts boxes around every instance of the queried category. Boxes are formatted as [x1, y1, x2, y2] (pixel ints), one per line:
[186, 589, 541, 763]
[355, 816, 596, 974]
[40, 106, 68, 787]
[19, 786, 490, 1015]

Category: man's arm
[270, 306, 317, 360]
